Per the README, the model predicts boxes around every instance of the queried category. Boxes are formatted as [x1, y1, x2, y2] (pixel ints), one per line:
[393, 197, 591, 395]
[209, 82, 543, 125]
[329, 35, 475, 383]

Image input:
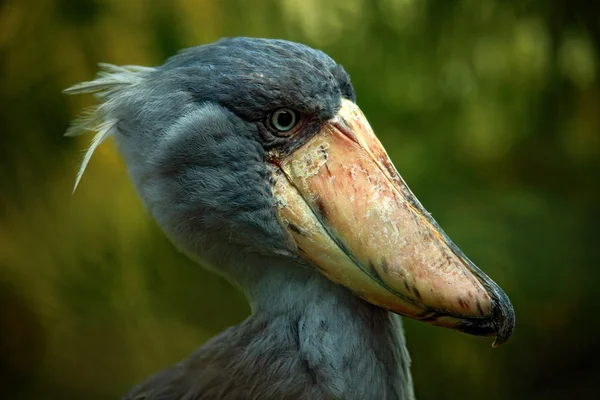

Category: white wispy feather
[64, 63, 154, 192]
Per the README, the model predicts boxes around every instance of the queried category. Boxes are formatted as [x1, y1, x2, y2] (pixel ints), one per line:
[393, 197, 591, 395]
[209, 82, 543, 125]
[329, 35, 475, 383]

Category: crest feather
[64, 63, 155, 192]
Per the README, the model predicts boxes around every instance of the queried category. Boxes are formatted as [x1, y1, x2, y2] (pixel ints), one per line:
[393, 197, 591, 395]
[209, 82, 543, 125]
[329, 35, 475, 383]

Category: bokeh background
[1, 0, 599, 399]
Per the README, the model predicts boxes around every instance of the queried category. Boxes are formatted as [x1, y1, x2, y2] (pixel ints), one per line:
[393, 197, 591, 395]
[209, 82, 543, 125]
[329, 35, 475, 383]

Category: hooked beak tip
[459, 286, 515, 347]
[491, 293, 516, 347]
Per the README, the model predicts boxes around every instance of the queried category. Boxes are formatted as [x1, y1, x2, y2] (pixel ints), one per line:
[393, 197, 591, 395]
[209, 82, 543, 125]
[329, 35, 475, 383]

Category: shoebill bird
[65, 37, 514, 400]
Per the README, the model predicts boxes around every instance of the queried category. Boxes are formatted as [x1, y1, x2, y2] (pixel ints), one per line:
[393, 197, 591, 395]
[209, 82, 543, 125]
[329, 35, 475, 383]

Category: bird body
[65, 37, 514, 400]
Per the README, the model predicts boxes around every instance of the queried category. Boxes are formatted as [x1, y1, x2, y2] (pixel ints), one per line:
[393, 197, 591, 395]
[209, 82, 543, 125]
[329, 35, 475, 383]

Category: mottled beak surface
[269, 99, 514, 346]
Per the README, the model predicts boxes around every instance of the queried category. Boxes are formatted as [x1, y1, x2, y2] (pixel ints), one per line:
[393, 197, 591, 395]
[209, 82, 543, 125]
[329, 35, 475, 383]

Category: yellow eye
[270, 108, 297, 132]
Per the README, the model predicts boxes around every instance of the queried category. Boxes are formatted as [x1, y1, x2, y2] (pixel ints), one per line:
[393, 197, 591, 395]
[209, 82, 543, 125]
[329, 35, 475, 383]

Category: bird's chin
[267, 99, 514, 347]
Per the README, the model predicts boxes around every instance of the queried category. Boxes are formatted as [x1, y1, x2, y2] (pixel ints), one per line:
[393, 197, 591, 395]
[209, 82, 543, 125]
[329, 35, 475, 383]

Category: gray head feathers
[63, 39, 416, 400]
[63, 63, 155, 192]
[63, 37, 354, 193]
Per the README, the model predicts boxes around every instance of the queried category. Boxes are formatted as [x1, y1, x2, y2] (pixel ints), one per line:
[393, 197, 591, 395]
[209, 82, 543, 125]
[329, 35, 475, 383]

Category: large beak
[268, 99, 515, 346]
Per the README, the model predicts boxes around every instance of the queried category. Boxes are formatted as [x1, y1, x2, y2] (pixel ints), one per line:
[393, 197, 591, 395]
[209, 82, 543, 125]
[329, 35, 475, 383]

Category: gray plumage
[66, 37, 415, 399]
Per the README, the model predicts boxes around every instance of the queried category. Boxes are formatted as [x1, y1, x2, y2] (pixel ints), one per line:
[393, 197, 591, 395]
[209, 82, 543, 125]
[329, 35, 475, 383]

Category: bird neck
[233, 257, 416, 400]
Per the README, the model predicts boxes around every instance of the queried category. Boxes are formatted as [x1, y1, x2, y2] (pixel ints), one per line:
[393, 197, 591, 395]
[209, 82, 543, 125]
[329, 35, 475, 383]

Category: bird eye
[270, 108, 298, 132]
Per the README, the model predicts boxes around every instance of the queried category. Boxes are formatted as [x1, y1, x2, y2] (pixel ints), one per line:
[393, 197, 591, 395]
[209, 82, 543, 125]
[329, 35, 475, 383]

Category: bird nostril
[331, 118, 358, 144]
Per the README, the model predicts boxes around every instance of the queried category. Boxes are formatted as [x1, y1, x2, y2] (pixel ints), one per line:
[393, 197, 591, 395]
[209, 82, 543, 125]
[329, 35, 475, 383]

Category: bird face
[66, 37, 514, 346]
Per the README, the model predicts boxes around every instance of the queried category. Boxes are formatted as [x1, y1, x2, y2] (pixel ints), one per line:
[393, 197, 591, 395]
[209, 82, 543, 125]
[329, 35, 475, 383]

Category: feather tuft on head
[64, 63, 155, 192]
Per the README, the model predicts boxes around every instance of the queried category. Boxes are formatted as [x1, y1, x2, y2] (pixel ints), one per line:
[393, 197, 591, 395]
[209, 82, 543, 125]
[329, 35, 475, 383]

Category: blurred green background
[1, 0, 599, 399]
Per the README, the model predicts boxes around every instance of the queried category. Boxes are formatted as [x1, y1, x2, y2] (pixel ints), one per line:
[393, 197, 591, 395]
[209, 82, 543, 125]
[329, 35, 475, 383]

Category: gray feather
[64, 63, 155, 191]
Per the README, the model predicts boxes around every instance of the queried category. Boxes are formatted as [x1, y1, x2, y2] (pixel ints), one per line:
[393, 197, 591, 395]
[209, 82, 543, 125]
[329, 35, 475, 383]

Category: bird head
[65, 37, 514, 346]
